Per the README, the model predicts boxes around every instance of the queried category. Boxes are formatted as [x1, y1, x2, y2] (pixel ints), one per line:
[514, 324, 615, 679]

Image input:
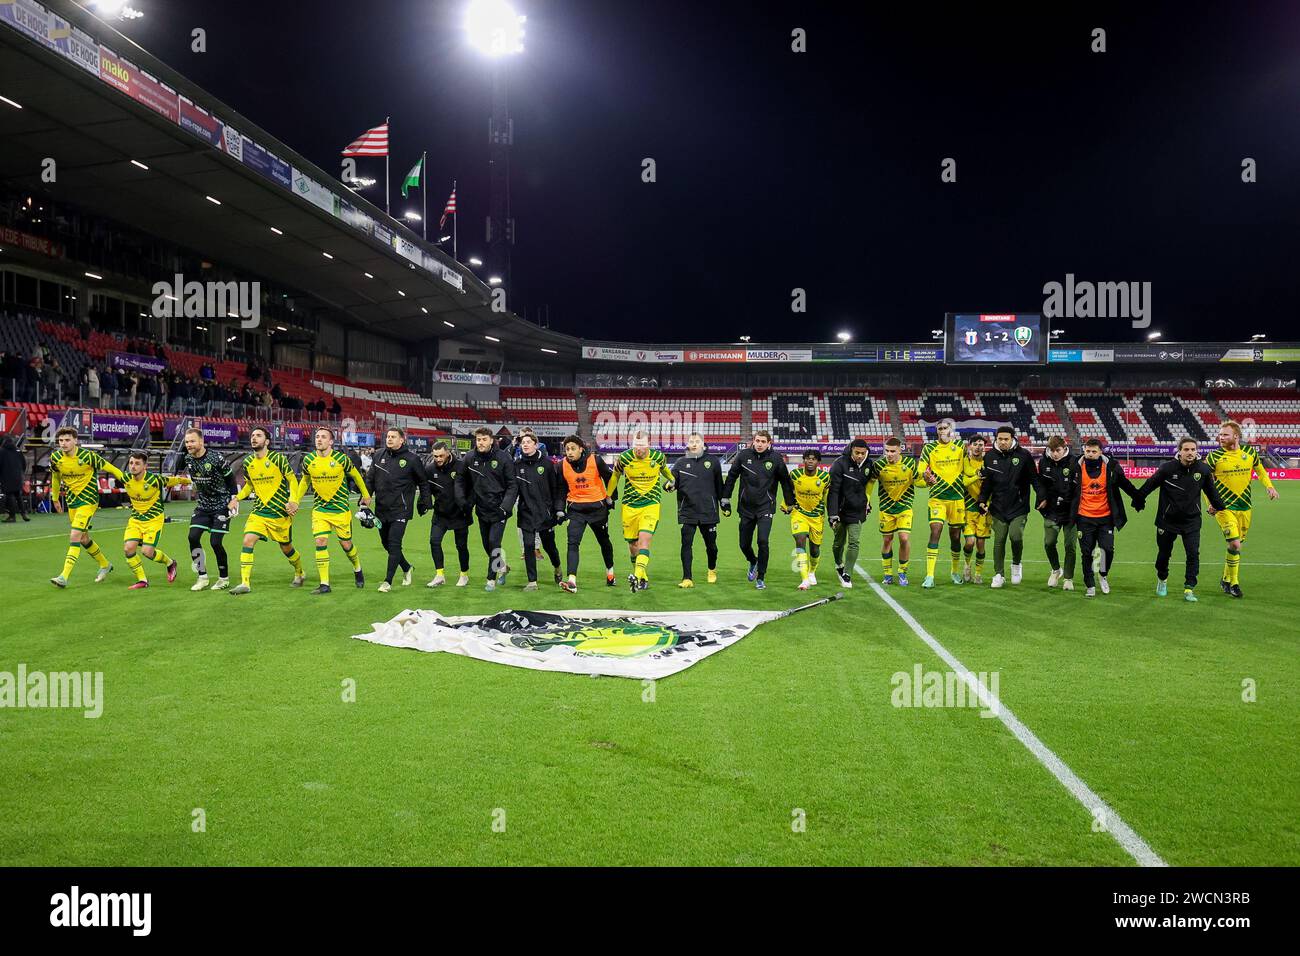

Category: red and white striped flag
[439, 188, 457, 229]
[341, 122, 389, 157]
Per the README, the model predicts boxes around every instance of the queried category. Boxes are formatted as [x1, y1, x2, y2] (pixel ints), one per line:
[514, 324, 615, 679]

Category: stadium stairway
[574, 389, 593, 445]
[1052, 392, 1081, 447]
[1202, 387, 1230, 425]
[740, 388, 752, 439]
[884, 392, 903, 438]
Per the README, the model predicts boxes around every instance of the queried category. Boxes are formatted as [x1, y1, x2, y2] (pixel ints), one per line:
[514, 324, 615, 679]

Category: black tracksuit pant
[522, 528, 561, 582]
[379, 518, 411, 584]
[1075, 515, 1114, 589]
[1155, 526, 1201, 589]
[738, 513, 773, 579]
[680, 523, 718, 580]
[430, 521, 470, 574]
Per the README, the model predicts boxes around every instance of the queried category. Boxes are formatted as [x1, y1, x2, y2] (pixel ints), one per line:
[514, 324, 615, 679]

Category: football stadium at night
[0, 0, 1296, 933]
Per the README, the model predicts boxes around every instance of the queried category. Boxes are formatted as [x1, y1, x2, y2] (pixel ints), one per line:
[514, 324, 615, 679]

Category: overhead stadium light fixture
[364, 272, 374, 279]
[1147, 331, 1161, 340]
[404, 211, 422, 221]
[443, 321, 456, 328]
[540, 347, 557, 354]
[84, 272, 102, 280]
[205, 195, 221, 205]
[488, 276, 503, 285]
[465, 0, 526, 57]
[420, 307, 429, 314]
[322, 251, 334, 259]
[485, 335, 501, 343]
[129, 159, 149, 170]
[270, 226, 283, 235]
[0, 95, 22, 110]
[397, 290, 406, 297]
[468, 257, 483, 267]
[836, 331, 852, 342]
[739, 335, 752, 343]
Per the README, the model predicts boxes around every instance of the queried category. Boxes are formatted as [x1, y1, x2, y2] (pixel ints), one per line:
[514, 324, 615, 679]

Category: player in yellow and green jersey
[782, 449, 830, 591]
[48, 426, 125, 588]
[229, 426, 305, 595]
[607, 430, 676, 592]
[1206, 420, 1280, 598]
[919, 418, 967, 588]
[294, 426, 372, 594]
[866, 436, 923, 586]
[960, 435, 990, 584]
[122, 450, 189, 589]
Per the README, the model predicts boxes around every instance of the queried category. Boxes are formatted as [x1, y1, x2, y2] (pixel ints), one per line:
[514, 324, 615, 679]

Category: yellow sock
[150, 549, 171, 566]
[796, 549, 809, 577]
[926, 547, 938, 578]
[240, 546, 254, 587]
[436, 567, 445, 576]
[809, 552, 820, 575]
[1225, 550, 1241, 585]
[881, 553, 893, 575]
[285, 548, 304, 576]
[635, 550, 650, 580]
[84, 539, 110, 568]
[127, 553, 147, 581]
[315, 545, 330, 586]
[343, 542, 361, 569]
[900, 560, 910, 574]
[975, 554, 985, 574]
[61, 545, 81, 579]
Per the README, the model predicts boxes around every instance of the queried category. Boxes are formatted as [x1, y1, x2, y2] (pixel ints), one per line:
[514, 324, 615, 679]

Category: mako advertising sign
[98, 45, 179, 123]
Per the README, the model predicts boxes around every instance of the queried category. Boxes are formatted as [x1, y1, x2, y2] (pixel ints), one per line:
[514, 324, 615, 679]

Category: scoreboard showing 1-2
[945, 313, 1048, 364]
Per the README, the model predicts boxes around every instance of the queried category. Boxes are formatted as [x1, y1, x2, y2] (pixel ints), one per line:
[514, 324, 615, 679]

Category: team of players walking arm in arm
[43, 416, 1278, 602]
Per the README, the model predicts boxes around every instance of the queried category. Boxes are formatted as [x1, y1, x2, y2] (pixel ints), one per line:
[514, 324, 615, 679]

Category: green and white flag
[353, 600, 839, 679]
[400, 155, 423, 197]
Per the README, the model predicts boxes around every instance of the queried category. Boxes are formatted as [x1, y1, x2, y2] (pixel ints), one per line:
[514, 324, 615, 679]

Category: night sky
[112, 0, 1300, 345]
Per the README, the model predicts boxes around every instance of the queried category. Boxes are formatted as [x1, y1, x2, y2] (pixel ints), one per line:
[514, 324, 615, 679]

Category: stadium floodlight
[465, 0, 526, 57]
[322, 251, 334, 259]
[438, 235, 452, 243]
[1147, 331, 1162, 340]
[1050, 328, 1066, 338]
[397, 290, 407, 297]
[205, 195, 222, 205]
[1250, 333, 1266, 341]
[420, 307, 429, 314]
[488, 276, 503, 285]
[468, 257, 483, 267]
[276, 326, 288, 332]
[404, 211, 422, 221]
[485, 335, 501, 343]
[739, 335, 752, 343]
[540, 347, 557, 354]
[364, 272, 374, 279]
[129, 159, 149, 170]
[0, 94, 22, 110]
[443, 320, 456, 328]
[84, 272, 102, 280]
[836, 331, 852, 342]
[270, 226, 283, 235]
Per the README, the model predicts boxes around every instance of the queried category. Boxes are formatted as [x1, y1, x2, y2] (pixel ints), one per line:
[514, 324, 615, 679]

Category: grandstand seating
[500, 387, 580, 430]
[752, 389, 891, 444]
[1213, 390, 1300, 443]
[1065, 390, 1215, 444]
[586, 388, 743, 445]
[894, 390, 1065, 445]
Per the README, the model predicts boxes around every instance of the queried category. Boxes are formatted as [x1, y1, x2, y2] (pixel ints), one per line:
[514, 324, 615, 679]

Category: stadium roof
[0, 0, 582, 361]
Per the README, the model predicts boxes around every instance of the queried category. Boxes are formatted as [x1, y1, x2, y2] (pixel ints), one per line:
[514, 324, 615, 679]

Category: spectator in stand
[1, 436, 29, 522]
[330, 397, 342, 417]
[27, 359, 44, 402]
[126, 371, 139, 409]
[83, 365, 101, 407]
[0, 351, 16, 401]
[101, 367, 118, 408]
[271, 382, 283, 402]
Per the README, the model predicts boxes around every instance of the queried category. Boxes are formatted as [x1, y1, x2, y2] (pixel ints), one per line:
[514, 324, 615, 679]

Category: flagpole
[422, 151, 427, 241]
[385, 115, 391, 216]
[453, 179, 458, 261]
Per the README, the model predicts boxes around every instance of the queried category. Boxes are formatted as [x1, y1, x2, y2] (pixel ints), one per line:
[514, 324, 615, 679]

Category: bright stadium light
[836, 331, 852, 342]
[0, 94, 22, 110]
[129, 159, 149, 170]
[443, 320, 456, 328]
[488, 276, 503, 285]
[468, 257, 483, 267]
[540, 347, 557, 354]
[1250, 333, 1266, 341]
[1051, 328, 1066, 338]
[404, 211, 422, 221]
[364, 272, 374, 279]
[739, 335, 752, 343]
[205, 195, 221, 205]
[84, 272, 102, 280]
[466, 0, 526, 57]
[485, 335, 501, 343]
[1147, 331, 1161, 340]
[270, 226, 283, 235]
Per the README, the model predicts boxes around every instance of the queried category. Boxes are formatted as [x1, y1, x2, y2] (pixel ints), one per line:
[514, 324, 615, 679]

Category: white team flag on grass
[353, 598, 840, 679]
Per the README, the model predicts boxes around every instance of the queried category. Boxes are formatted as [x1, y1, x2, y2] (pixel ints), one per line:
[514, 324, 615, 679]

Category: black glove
[416, 497, 431, 517]
[830, 515, 841, 529]
[720, 498, 732, 517]
[1132, 496, 1145, 512]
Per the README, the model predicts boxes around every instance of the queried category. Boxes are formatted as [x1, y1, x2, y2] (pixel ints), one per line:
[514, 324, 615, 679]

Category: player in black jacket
[720, 430, 795, 590]
[976, 426, 1046, 588]
[176, 426, 239, 590]
[456, 426, 520, 591]
[671, 432, 724, 587]
[1036, 436, 1079, 590]
[367, 427, 432, 591]
[1132, 438, 1227, 601]
[514, 433, 565, 589]
[826, 438, 873, 588]
[425, 440, 471, 588]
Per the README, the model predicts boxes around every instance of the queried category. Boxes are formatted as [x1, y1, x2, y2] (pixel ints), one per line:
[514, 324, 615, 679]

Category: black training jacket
[427, 454, 472, 529]
[1036, 455, 1079, 525]
[456, 445, 520, 522]
[721, 446, 794, 519]
[367, 443, 431, 521]
[977, 441, 1044, 522]
[1134, 458, 1226, 534]
[827, 449, 872, 523]
[514, 451, 564, 532]
[671, 453, 724, 525]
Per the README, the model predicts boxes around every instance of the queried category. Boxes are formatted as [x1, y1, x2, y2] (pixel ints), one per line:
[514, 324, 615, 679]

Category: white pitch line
[853, 562, 1168, 867]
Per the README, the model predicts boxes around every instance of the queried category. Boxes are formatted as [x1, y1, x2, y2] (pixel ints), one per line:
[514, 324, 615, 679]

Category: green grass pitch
[1, 486, 1297, 866]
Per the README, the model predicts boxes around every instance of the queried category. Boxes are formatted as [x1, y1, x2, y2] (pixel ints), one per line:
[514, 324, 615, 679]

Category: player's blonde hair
[1220, 420, 1242, 439]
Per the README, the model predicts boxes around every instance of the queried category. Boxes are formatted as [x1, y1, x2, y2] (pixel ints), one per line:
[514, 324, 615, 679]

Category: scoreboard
[946, 313, 1048, 365]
